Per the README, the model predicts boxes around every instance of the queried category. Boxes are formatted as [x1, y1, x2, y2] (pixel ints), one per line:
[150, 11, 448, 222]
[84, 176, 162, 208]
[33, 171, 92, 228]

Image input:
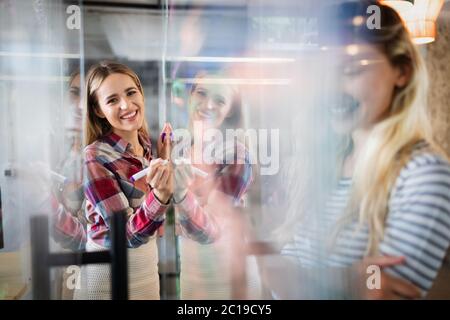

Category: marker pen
[161, 131, 174, 143]
[130, 158, 208, 182]
[173, 158, 208, 178]
[130, 159, 169, 182]
[50, 170, 67, 184]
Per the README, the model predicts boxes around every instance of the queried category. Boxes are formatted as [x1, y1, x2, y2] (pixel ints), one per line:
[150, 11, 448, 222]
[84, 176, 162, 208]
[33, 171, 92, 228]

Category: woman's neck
[113, 129, 142, 155]
[342, 127, 373, 177]
[351, 128, 371, 156]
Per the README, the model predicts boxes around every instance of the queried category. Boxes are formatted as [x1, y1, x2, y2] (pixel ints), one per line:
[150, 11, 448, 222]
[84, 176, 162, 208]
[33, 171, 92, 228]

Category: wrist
[153, 189, 172, 205]
[173, 189, 188, 204]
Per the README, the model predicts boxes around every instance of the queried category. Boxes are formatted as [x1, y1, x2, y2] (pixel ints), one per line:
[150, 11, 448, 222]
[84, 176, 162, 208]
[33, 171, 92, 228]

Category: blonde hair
[84, 61, 150, 146]
[335, 1, 446, 255]
[273, 1, 448, 252]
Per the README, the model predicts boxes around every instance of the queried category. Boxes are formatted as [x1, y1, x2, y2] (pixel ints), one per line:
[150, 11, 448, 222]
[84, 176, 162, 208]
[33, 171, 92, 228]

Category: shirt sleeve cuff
[144, 191, 169, 222]
[173, 190, 196, 219]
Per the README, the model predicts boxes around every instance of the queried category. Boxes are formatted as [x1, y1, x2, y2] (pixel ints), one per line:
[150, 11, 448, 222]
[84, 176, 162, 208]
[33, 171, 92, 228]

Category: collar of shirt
[102, 131, 152, 159]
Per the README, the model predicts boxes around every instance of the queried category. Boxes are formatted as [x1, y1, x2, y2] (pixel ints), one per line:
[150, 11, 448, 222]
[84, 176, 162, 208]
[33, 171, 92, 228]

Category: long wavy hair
[330, 1, 446, 255]
[274, 1, 447, 254]
[84, 61, 150, 146]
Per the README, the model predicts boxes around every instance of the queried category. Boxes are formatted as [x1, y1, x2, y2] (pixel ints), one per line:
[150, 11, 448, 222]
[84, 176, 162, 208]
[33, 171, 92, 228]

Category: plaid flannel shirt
[175, 141, 253, 244]
[83, 132, 168, 248]
[50, 150, 87, 251]
[50, 185, 87, 251]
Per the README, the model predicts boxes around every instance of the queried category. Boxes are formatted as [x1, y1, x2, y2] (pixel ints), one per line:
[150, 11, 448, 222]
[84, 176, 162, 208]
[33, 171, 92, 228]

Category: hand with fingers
[146, 122, 174, 204]
[146, 158, 173, 204]
[353, 256, 422, 300]
[157, 122, 173, 161]
[173, 158, 194, 203]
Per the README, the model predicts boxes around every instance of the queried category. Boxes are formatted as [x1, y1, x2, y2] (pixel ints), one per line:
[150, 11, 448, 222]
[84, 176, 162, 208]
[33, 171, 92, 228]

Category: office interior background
[0, 0, 450, 300]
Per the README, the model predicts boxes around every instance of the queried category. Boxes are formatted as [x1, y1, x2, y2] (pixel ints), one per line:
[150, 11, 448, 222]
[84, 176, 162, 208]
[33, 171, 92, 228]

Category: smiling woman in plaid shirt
[173, 71, 260, 299]
[74, 61, 177, 300]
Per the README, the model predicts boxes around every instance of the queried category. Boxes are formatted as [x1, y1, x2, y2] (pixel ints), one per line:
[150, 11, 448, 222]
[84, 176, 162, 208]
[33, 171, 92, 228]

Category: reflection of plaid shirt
[175, 142, 253, 244]
[51, 187, 87, 251]
[84, 132, 169, 248]
[51, 150, 87, 251]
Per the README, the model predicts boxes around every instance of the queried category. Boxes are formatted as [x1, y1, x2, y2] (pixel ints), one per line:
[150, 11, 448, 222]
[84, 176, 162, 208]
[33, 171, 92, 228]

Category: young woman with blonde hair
[75, 61, 173, 299]
[172, 70, 260, 299]
[272, 0, 450, 299]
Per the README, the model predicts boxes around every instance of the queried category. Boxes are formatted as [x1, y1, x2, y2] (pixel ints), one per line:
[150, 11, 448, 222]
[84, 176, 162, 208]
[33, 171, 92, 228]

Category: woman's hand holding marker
[146, 158, 173, 204]
[173, 158, 194, 203]
[139, 122, 174, 204]
[172, 158, 209, 203]
[158, 122, 173, 161]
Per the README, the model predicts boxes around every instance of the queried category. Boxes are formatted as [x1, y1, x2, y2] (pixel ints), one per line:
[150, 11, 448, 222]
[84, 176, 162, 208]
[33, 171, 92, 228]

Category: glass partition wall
[0, 0, 84, 299]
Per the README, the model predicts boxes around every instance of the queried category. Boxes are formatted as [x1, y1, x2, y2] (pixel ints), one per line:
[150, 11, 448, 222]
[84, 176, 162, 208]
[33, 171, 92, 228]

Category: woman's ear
[94, 106, 106, 119]
[394, 63, 412, 88]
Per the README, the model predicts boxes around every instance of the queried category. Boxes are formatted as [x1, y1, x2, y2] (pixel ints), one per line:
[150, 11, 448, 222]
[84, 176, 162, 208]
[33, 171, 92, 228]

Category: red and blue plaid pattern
[175, 141, 253, 243]
[50, 161, 87, 251]
[51, 192, 87, 251]
[84, 132, 168, 248]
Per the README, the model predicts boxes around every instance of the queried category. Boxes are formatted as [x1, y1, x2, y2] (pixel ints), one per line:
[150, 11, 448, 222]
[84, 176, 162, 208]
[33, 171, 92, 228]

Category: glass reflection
[171, 69, 260, 299]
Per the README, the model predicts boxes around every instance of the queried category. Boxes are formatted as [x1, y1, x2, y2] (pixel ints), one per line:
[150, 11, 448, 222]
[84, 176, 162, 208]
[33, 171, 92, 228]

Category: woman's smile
[195, 108, 216, 121]
[120, 109, 139, 121]
[330, 93, 361, 117]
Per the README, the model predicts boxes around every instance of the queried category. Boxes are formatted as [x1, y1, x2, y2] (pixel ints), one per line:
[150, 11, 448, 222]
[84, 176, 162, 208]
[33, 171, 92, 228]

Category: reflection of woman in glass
[273, 1, 450, 299]
[173, 71, 260, 299]
[75, 61, 173, 300]
[48, 69, 86, 299]
[51, 70, 86, 252]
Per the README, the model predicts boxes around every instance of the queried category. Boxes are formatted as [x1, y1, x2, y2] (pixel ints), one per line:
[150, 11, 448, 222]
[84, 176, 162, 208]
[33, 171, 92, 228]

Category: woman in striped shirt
[74, 61, 174, 299]
[271, 1, 450, 299]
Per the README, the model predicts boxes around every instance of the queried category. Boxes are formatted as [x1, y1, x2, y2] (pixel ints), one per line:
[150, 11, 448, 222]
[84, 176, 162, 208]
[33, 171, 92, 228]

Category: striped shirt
[83, 132, 169, 248]
[282, 146, 450, 295]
